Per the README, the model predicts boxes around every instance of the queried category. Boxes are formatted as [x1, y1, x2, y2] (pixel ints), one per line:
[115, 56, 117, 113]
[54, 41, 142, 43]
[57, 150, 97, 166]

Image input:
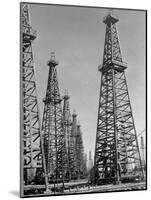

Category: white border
[0, 0, 150, 199]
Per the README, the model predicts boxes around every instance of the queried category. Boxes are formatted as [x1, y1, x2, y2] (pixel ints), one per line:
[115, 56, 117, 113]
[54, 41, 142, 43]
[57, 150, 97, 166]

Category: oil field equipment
[94, 12, 144, 185]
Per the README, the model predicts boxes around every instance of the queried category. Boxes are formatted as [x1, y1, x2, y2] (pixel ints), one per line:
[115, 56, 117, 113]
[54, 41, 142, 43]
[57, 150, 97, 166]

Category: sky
[28, 4, 146, 161]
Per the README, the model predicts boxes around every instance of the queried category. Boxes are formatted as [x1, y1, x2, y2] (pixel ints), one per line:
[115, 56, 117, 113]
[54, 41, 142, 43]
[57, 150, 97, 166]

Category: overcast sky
[28, 4, 146, 161]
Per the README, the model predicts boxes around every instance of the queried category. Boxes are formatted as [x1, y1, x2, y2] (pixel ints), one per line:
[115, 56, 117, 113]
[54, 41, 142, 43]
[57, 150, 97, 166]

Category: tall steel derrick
[21, 3, 46, 189]
[41, 53, 68, 186]
[84, 153, 88, 173]
[76, 123, 86, 178]
[140, 136, 145, 170]
[70, 111, 79, 179]
[88, 151, 93, 172]
[62, 90, 72, 180]
[62, 91, 87, 180]
[94, 13, 143, 184]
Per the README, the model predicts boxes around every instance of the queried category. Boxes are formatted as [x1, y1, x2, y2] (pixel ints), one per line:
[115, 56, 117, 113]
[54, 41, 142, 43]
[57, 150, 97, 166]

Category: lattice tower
[21, 4, 47, 190]
[94, 12, 144, 184]
[62, 90, 72, 180]
[41, 53, 67, 187]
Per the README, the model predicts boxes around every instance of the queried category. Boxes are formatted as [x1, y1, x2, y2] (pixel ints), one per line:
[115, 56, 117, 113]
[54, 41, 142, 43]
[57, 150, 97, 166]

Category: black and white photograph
[20, 2, 147, 197]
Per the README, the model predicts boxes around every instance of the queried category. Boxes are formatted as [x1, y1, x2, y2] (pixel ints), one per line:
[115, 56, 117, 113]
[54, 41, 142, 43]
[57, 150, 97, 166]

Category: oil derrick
[41, 52, 67, 187]
[140, 136, 145, 170]
[21, 3, 47, 189]
[94, 12, 143, 184]
[88, 151, 93, 172]
[76, 122, 85, 178]
[62, 90, 72, 180]
[70, 111, 78, 179]
[84, 153, 88, 174]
